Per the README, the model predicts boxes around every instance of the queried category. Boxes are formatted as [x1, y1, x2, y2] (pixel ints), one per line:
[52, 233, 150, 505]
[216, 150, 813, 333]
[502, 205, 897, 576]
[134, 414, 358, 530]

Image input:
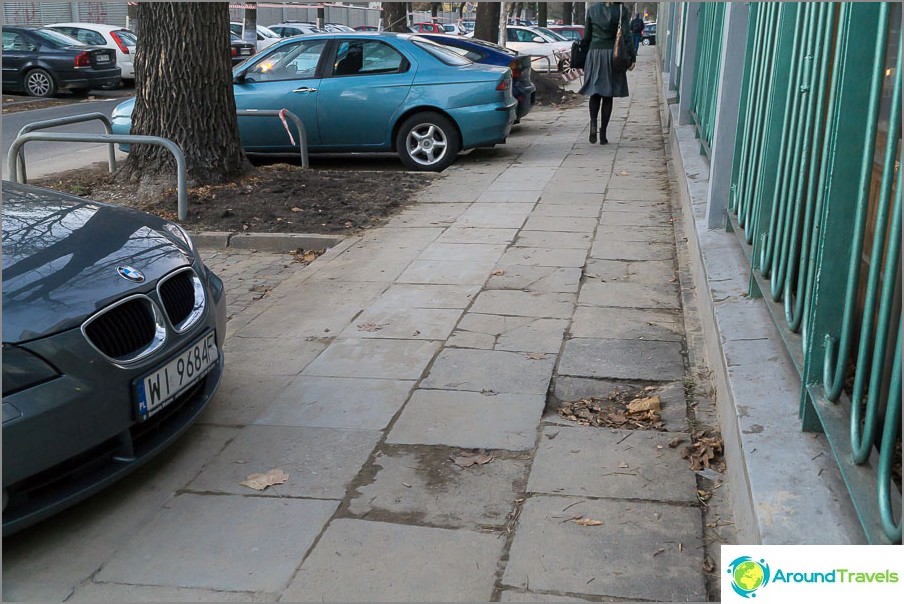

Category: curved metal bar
[236, 109, 309, 168]
[8, 132, 188, 221]
[877, 334, 902, 543]
[14, 112, 116, 182]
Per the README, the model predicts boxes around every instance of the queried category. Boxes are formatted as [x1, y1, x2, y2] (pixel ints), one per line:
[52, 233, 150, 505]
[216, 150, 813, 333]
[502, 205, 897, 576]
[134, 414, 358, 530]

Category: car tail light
[496, 77, 510, 91]
[110, 31, 130, 54]
[231, 46, 239, 57]
[509, 59, 521, 79]
[74, 51, 91, 67]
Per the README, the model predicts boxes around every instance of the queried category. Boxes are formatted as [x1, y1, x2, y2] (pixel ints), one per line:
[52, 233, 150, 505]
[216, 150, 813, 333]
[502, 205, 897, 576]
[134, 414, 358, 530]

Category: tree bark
[538, 2, 547, 27]
[562, 2, 573, 25]
[431, 2, 440, 19]
[574, 2, 586, 26]
[383, 2, 409, 32]
[127, 2, 246, 187]
[473, 2, 500, 42]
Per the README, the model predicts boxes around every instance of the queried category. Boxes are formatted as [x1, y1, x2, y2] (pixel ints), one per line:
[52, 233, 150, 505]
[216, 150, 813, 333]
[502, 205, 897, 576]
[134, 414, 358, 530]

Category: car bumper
[1, 266, 226, 536]
[59, 71, 122, 91]
[513, 81, 537, 119]
[450, 99, 517, 149]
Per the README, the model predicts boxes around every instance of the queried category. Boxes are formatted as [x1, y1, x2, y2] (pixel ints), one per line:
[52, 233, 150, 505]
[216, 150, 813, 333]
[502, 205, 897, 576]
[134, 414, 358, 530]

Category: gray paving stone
[199, 370, 292, 426]
[523, 216, 598, 233]
[542, 179, 606, 195]
[68, 583, 276, 602]
[501, 495, 706, 601]
[603, 199, 670, 212]
[585, 259, 677, 284]
[578, 281, 680, 309]
[605, 188, 671, 202]
[222, 337, 328, 377]
[456, 205, 534, 229]
[418, 242, 508, 263]
[302, 339, 441, 380]
[499, 247, 589, 268]
[188, 425, 380, 499]
[96, 494, 338, 592]
[421, 348, 555, 395]
[570, 306, 684, 341]
[514, 230, 594, 249]
[368, 284, 480, 311]
[348, 449, 530, 528]
[339, 307, 464, 340]
[527, 425, 696, 501]
[451, 314, 568, 353]
[476, 189, 542, 204]
[397, 260, 496, 285]
[591, 238, 676, 261]
[594, 224, 674, 243]
[530, 203, 601, 218]
[488, 264, 582, 293]
[384, 203, 470, 228]
[538, 192, 605, 205]
[470, 290, 576, 319]
[499, 591, 593, 602]
[558, 338, 685, 381]
[435, 227, 519, 245]
[282, 520, 504, 602]
[255, 376, 414, 430]
[388, 389, 545, 450]
[599, 209, 671, 227]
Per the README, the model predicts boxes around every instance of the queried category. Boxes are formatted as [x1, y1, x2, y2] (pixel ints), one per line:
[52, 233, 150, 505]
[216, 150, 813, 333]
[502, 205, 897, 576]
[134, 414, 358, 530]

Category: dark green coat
[582, 2, 636, 61]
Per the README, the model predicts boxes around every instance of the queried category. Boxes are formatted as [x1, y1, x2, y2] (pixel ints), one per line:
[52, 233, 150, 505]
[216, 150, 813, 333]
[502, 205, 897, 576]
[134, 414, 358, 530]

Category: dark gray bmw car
[2, 181, 227, 535]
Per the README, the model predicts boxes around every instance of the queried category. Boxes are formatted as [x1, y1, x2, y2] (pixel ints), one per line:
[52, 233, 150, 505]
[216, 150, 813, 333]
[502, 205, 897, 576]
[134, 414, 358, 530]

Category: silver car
[1, 181, 227, 535]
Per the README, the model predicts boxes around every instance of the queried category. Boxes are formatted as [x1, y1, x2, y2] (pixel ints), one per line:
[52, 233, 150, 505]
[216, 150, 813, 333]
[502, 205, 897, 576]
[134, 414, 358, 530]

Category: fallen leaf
[703, 554, 716, 572]
[492, 269, 506, 276]
[481, 389, 497, 396]
[619, 170, 630, 176]
[626, 396, 661, 413]
[668, 437, 684, 448]
[412, 330, 421, 337]
[357, 322, 383, 332]
[573, 517, 603, 527]
[652, 547, 667, 557]
[402, 482, 412, 488]
[451, 451, 495, 467]
[291, 206, 303, 212]
[240, 468, 288, 491]
[618, 462, 629, 469]
[526, 352, 547, 360]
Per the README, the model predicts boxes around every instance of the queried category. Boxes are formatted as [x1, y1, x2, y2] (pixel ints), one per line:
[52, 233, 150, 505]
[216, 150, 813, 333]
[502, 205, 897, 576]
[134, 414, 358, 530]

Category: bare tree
[473, 2, 501, 42]
[431, 2, 440, 20]
[562, 2, 573, 25]
[574, 2, 586, 25]
[538, 2, 548, 27]
[383, 2, 409, 32]
[126, 2, 246, 188]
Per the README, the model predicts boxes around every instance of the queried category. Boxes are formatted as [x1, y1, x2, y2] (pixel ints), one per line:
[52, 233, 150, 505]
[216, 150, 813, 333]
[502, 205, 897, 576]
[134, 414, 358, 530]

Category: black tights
[589, 94, 614, 135]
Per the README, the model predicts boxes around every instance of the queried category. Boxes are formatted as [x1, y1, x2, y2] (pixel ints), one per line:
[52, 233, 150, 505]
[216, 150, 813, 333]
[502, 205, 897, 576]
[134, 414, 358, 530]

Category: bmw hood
[2, 182, 195, 343]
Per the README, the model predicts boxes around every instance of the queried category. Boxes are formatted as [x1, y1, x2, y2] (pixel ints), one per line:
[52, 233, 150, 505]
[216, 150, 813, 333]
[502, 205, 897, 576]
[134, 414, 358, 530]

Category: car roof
[46, 22, 128, 32]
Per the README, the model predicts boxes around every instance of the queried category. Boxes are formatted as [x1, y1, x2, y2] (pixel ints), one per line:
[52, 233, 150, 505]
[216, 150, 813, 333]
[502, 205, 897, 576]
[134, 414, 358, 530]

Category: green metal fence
[726, 1, 902, 544]
[688, 1, 725, 154]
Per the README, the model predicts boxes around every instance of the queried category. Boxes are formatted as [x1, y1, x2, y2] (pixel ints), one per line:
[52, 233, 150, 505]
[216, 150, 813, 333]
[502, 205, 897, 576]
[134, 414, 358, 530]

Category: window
[411, 38, 472, 66]
[244, 39, 327, 82]
[2, 31, 31, 51]
[509, 28, 541, 43]
[71, 28, 106, 46]
[536, 27, 567, 41]
[114, 30, 137, 48]
[333, 40, 405, 76]
[34, 28, 85, 47]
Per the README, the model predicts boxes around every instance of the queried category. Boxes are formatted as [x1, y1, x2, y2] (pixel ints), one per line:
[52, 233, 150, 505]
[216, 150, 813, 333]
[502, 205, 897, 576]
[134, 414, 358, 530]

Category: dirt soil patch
[533, 72, 584, 109]
[31, 163, 435, 234]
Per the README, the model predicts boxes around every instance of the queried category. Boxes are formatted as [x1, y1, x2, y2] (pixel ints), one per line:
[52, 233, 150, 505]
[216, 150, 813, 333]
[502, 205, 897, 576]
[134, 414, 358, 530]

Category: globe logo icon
[727, 556, 770, 598]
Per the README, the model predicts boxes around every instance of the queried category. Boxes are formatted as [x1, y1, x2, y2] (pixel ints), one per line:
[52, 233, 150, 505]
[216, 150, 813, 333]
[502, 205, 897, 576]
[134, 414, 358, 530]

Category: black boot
[600, 129, 608, 145]
[589, 120, 598, 144]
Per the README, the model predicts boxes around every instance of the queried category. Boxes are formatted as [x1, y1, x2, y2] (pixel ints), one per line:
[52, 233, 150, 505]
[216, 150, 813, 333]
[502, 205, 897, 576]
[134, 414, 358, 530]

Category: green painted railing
[688, 1, 725, 154]
[726, 2, 902, 544]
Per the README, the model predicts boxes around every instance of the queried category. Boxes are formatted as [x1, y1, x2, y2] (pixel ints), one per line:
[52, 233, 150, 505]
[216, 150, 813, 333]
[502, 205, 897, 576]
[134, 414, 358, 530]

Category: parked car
[268, 22, 323, 37]
[323, 23, 356, 33]
[229, 22, 281, 51]
[113, 33, 516, 171]
[409, 22, 445, 34]
[642, 22, 657, 46]
[46, 22, 136, 80]
[415, 33, 535, 121]
[1, 26, 121, 97]
[1, 180, 227, 535]
[494, 25, 572, 72]
[442, 23, 464, 36]
[230, 33, 256, 66]
[546, 25, 585, 42]
[460, 20, 475, 34]
[354, 25, 379, 32]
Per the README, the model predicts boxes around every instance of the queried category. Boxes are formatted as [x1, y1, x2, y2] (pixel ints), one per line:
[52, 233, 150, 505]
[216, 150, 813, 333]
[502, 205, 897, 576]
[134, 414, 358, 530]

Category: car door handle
[292, 87, 318, 93]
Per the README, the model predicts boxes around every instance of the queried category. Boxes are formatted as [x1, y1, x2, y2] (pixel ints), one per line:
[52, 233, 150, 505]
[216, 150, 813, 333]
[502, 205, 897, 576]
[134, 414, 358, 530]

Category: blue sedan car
[112, 33, 517, 171]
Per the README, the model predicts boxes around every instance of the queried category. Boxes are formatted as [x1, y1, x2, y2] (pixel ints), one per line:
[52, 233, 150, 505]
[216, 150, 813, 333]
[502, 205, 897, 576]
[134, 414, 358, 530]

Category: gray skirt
[579, 48, 629, 98]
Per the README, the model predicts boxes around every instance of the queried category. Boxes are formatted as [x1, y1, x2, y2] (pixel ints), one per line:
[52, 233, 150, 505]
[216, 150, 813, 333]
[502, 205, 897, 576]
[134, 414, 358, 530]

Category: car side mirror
[532, 36, 545, 43]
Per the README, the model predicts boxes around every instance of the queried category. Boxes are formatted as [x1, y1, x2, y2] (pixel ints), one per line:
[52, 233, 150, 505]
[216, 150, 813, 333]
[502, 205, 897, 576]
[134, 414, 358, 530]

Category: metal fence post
[677, 2, 700, 125]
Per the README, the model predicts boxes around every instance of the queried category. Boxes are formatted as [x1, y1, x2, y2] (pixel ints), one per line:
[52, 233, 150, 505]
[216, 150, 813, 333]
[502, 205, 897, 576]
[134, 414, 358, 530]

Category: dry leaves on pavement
[573, 517, 604, 527]
[240, 468, 289, 491]
[357, 322, 384, 332]
[451, 451, 495, 467]
[525, 352, 547, 360]
[492, 269, 506, 276]
[292, 248, 325, 264]
[558, 392, 664, 430]
[681, 432, 725, 471]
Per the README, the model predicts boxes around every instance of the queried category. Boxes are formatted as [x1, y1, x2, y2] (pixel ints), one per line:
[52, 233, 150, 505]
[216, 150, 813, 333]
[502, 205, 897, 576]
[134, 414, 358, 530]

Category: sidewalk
[2, 58, 735, 602]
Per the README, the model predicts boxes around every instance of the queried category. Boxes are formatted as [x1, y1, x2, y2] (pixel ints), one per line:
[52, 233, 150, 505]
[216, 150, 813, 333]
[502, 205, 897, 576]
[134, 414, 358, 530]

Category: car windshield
[453, 36, 517, 56]
[535, 27, 567, 41]
[34, 28, 85, 46]
[411, 38, 472, 66]
[258, 25, 280, 38]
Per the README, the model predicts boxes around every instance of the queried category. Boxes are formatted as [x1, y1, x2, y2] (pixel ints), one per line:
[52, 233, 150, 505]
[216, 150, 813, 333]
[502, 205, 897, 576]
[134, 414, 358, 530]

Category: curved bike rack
[14, 112, 117, 182]
[236, 109, 309, 168]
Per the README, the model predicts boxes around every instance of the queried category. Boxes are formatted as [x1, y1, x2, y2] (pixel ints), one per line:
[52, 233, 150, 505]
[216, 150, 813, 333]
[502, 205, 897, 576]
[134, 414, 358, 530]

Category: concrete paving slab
[68, 583, 276, 602]
[605, 188, 671, 202]
[383, 203, 470, 228]
[282, 520, 504, 602]
[256, 376, 414, 430]
[488, 264, 582, 293]
[558, 338, 685, 381]
[470, 290, 576, 319]
[599, 209, 672, 227]
[187, 425, 380, 499]
[498, 590, 592, 602]
[222, 336, 328, 376]
[530, 203, 601, 218]
[514, 230, 594, 249]
[96, 494, 338, 592]
[347, 448, 530, 528]
[591, 239, 676, 262]
[418, 242, 508, 263]
[538, 192, 605, 205]
[499, 247, 589, 268]
[603, 199, 670, 212]
[451, 314, 569, 353]
[199, 370, 292, 426]
[584, 258, 676, 284]
[542, 179, 607, 195]
[578, 281, 680, 309]
[367, 283, 480, 311]
[421, 348, 555, 395]
[302, 339, 441, 380]
[570, 306, 684, 341]
[501, 496, 706, 601]
[594, 224, 674, 243]
[435, 227, 519, 245]
[476, 190, 542, 204]
[339, 307, 463, 340]
[387, 389, 545, 450]
[397, 260, 496, 285]
[527, 425, 697, 502]
[523, 216, 598, 233]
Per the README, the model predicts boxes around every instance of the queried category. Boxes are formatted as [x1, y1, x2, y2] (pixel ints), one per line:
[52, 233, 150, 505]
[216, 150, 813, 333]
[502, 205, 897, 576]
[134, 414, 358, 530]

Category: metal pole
[15, 112, 117, 182]
[236, 109, 308, 168]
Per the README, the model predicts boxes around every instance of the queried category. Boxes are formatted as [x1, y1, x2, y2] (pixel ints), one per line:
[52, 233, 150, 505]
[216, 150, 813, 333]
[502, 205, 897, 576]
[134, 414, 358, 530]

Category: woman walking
[579, 2, 636, 144]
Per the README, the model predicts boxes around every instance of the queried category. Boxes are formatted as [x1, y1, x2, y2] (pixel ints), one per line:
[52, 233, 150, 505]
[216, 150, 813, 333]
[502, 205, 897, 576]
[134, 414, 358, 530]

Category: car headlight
[164, 223, 198, 257]
[2, 345, 60, 397]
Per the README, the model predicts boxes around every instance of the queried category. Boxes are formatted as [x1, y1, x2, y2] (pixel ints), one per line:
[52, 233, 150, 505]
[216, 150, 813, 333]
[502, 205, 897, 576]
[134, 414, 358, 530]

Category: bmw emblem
[117, 266, 145, 283]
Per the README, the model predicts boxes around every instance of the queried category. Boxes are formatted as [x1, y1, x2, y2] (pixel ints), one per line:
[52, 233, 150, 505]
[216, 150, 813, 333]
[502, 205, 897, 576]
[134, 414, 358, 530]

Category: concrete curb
[190, 231, 345, 252]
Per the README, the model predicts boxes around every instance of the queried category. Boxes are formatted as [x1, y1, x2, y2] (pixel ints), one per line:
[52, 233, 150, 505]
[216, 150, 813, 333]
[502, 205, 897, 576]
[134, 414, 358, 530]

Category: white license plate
[240, 48, 251, 55]
[95, 54, 110, 63]
[136, 332, 218, 421]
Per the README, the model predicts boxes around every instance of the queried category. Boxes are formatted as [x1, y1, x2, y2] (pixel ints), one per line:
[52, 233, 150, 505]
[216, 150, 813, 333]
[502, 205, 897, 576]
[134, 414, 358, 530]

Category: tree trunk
[473, 2, 500, 43]
[562, 2, 573, 25]
[383, 2, 409, 32]
[127, 2, 246, 188]
[431, 2, 439, 19]
[574, 2, 586, 26]
[538, 2, 547, 27]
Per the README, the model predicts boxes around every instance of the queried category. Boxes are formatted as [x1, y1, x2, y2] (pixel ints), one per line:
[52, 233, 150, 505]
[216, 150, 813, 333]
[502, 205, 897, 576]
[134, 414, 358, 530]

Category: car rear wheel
[396, 112, 461, 172]
[24, 68, 56, 98]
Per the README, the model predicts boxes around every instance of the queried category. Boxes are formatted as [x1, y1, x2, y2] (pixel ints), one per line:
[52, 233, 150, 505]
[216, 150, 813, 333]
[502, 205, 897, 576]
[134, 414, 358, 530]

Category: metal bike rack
[236, 109, 309, 168]
[14, 112, 117, 182]
[8, 133, 189, 221]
